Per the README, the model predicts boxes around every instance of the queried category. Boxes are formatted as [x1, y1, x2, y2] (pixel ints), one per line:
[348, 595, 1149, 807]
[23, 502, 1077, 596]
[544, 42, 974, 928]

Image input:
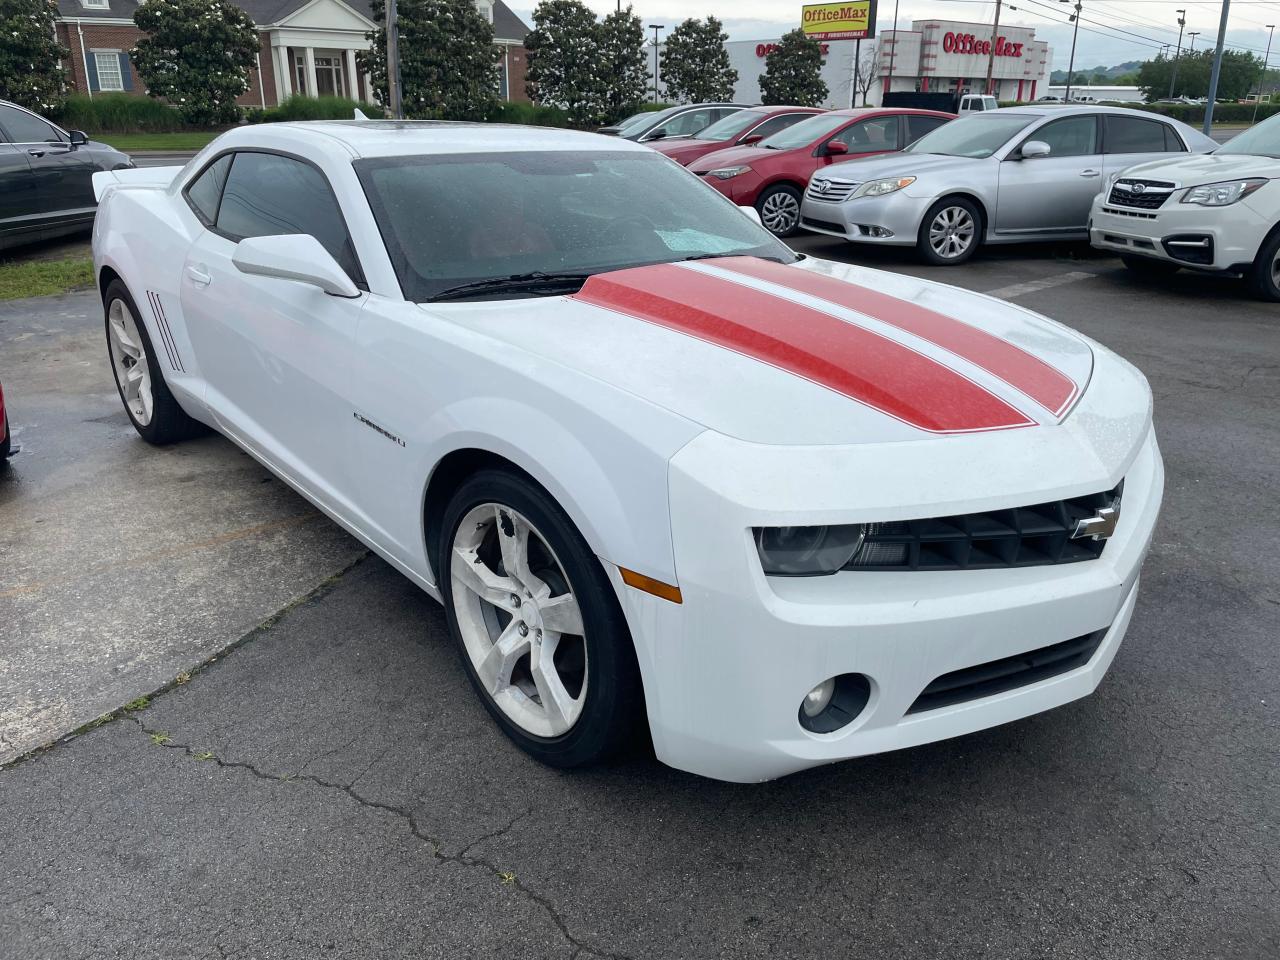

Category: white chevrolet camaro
[92, 121, 1163, 783]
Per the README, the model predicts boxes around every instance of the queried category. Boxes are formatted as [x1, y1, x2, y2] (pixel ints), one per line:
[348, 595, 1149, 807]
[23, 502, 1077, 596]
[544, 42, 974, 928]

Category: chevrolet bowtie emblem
[1072, 505, 1120, 541]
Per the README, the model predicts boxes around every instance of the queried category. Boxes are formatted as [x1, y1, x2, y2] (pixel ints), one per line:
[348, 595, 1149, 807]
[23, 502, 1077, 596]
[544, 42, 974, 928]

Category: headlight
[1180, 179, 1267, 206]
[851, 176, 916, 198]
[754, 525, 866, 576]
[706, 165, 751, 180]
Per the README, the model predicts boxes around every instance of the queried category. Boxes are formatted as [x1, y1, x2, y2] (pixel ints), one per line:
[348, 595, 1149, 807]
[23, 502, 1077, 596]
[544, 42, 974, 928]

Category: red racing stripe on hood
[712, 257, 1078, 417]
[571, 263, 1034, 434]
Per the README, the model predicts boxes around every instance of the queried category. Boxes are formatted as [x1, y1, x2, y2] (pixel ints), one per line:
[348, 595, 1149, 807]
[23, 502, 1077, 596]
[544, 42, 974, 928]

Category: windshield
[356, 151, 796, 302]
[905, 113, 1037, 158]
[760, 113, 853, 150]
[697, 110, 766, 142]
[613, 111, 652, 131]
[1216, 113, 1280, 158]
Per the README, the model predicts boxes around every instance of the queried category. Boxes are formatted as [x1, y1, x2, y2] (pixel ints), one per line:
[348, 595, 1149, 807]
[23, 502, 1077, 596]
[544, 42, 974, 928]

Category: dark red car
[648, 105, 825, 167]
[688, 108, 955, 236]
[0, 379, 10, 463]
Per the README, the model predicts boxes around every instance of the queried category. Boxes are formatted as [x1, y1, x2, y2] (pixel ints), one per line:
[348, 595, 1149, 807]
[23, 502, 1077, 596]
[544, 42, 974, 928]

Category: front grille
[801, 216, 846, 234]
[806, 178, 858, 202]
[1107, 179, 1176, 210]
[1101, 206, 1158, 220]
[844, 484, 1123, 571]
[906, 629, 1106, 714]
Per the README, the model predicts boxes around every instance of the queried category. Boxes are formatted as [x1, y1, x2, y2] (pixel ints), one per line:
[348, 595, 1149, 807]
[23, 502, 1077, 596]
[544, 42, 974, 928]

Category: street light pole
[1187, 31, 1199, 51]
[1059, 0, 1083, 102]
[648, 24, 664, 102]
[886, 0, 901, 100]
[1254, 23, 1276, 124]
[1202, 0, 1232, 135]
[1168, 10, 1186, 99]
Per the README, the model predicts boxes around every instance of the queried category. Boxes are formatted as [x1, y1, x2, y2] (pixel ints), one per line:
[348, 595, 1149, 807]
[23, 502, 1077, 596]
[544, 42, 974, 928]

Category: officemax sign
[942, 32, 1026, 58]
[800, 1, 877, 41]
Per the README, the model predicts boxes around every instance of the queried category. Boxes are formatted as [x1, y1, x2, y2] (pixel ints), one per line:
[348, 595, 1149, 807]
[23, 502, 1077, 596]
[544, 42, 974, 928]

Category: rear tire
[756, 184, 803, 237]
[103, 279, 205, 445]
[438, 468, 643, 768]
[917, 197, 982, 265]
[1247, 230, 1280, 302]
[1121, 255, 1181, 278]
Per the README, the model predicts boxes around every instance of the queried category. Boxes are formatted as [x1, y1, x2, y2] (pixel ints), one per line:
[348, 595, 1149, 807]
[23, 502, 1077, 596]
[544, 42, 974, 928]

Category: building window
[293, 51, 347, 97]
[93, 51, 125, 92]
[81, 0, 110, 8]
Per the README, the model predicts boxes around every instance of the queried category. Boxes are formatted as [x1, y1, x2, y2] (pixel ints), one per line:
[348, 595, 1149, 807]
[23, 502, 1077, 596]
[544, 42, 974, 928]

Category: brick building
[53, 0, 532, 108]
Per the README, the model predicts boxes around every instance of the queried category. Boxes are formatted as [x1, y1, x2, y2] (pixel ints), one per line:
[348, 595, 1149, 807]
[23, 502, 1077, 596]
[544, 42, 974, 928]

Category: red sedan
[648, 105, 824, 167]
[688, 108, 955, 237]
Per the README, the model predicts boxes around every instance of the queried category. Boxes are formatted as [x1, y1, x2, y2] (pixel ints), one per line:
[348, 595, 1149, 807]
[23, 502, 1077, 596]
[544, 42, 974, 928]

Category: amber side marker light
[619, 567, 683, 604]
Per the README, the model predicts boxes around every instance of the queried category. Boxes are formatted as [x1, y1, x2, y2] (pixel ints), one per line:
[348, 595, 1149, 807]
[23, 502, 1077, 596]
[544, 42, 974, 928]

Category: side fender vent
[146, 291, 184, 373]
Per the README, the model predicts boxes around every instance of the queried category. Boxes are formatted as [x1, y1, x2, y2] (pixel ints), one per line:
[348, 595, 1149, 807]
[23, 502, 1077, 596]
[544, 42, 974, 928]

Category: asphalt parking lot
[1, 238, 1277, 959]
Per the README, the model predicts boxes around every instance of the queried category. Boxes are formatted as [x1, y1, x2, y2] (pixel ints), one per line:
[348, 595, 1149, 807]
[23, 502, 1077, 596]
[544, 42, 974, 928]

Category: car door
[646, 107, 717, 141]
[1102, 114, 1186, 182]
[0, 104, 95, 223]
[179, 149, 368, 510]
[0, 139, 34, 247]
[996, 114, 1102, 233]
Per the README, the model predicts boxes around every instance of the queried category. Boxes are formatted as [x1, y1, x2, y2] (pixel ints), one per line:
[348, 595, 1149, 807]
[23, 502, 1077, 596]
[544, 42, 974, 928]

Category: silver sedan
[800, 105, 1217, 265]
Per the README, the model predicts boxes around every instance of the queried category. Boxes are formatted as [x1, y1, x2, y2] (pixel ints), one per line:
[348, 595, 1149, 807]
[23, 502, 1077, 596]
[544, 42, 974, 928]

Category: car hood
[431, 256, 1110, 447]
[688, 144, 780, 171]
[1117, 152, 1280, 184]
[813, 152, 983, 184]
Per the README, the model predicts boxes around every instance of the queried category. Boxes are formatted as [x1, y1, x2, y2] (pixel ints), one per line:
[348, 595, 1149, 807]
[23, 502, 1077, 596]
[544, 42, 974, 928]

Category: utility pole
[1203, 0, 1232, 134]
[985, 0, 1004, 97]
[386, 0, 403, 118]
[852, 38, 861, 107]
[886, 0, 900, 100]
[1168, 10, 1186, 98]
[648, 24, 664, 102]
[1254, 23, 1276, 124]
[1059, 0, 1083, 102]
[1187, 31, 1199, 51]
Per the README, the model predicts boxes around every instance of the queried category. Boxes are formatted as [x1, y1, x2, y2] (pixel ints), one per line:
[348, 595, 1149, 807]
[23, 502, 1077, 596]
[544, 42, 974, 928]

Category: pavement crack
[130, 719, 631, 960]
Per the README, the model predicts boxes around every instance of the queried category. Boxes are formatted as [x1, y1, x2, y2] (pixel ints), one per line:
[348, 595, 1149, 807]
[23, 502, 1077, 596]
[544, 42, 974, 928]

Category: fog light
[798, 673, 872, 734]
[801, 678, 836, 718]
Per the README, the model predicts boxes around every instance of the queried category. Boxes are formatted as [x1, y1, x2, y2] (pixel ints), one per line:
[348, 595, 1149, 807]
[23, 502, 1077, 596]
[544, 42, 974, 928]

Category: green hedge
[53, 93, 187, 133]
[490, 100, 570, 127]
[246, 94, 384, 124]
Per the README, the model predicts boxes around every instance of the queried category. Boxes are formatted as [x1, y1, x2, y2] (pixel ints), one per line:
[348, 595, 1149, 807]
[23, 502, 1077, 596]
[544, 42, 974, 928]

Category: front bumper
[799, 189, 932, 246]
[615, 352, 1163, 782]
[1089, 194, 1268, 272]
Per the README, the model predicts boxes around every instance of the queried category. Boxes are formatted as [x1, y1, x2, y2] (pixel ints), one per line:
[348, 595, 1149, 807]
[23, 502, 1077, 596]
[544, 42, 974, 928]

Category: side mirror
[232, 234, 360, 298]
[68, 130, 88, 147]
[1021, 140, 1051, 159]
[646, 129, 667, 141]
[825, 141, 849, 156]
[739, 205, 763, 226]
[740, 133, 763, 145]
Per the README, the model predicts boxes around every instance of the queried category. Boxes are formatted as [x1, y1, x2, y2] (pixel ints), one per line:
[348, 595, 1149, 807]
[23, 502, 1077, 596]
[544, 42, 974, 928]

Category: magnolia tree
[525, 0, 606, 126]
[759, 29, 828, 107]
[360, 0, 500, 120]
[0, 0, 69, 113]
[132, 0, 258, 125]
[598, 7, 648, 122]
[660, 17, 737, 103]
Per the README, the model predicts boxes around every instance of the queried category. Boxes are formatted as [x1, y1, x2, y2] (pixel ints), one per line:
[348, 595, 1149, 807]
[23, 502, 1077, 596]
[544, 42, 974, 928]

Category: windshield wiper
[427, 271, 592, 302]
[678, 252, 795, 265]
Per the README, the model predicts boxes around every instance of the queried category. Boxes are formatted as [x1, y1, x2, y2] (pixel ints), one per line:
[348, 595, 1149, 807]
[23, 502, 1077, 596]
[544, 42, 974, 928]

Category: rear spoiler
[92, 165, 184, 202]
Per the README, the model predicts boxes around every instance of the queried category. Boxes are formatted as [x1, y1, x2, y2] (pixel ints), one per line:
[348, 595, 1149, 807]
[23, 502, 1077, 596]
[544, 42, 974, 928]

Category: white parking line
[983, 271, 1096, 301]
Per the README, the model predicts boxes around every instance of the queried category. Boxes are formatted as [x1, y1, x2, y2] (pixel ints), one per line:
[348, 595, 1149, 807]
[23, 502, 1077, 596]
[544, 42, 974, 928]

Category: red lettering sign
[941, 32, 1024, 58]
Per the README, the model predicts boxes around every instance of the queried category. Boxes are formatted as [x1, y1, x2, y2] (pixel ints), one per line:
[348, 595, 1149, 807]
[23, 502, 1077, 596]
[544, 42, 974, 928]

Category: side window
[658, 108, 714, 138]
[832, 115, 899, 151]
[184, 154, 233, 226]
[215, 151, 363, 285]
[1163, 124, 1187, 153]
[0, 105, 59, 144]
[749, 113, 810, 140]
[906, 114, 948, 145]
[1028, 115, 1098, 157]
[1105, 115, 1171, 154]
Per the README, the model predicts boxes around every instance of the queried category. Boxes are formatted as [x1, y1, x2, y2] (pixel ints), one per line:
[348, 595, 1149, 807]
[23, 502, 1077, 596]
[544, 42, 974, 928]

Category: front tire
[917, 197, 981, 265]
[756, 184, 803, 237]
[1247, 230, 1280, 302]
[103, 279, 204, 445]
[438, 469, 643, 768]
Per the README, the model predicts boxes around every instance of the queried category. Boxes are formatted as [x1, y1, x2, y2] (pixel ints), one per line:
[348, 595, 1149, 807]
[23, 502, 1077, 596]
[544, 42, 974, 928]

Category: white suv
[1090, 115, 1280, 300]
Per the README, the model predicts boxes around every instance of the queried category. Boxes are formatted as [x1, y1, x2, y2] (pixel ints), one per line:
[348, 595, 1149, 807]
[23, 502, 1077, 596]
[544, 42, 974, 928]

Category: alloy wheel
[760, 191, 800, 234]
[450, 503, 588, 738]
[107, 297, 153, 426]
[928, 206, 976, 260]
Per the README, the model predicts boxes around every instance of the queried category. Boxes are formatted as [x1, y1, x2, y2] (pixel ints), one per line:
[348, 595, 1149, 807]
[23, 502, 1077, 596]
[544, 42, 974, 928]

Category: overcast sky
[510, 1, 1280, 71]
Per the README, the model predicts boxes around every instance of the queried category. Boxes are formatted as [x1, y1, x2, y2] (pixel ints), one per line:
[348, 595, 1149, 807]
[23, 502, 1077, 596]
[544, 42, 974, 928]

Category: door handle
[186, 265, 212, 286]
[27, 148, 46, 158]
[1080, 169, 1100, 177]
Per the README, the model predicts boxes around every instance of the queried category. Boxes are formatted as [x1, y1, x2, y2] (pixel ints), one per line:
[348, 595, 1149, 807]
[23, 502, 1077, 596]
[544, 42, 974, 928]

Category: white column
[303, 46, 318, 97]
[344, 49, 359, 100]
[364, 71, 374, 104]
[274, 45, 292, 101]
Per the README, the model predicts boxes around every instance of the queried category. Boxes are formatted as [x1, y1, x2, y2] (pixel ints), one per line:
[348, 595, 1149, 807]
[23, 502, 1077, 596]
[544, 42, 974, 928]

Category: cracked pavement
[1, 244, 1277, 958]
